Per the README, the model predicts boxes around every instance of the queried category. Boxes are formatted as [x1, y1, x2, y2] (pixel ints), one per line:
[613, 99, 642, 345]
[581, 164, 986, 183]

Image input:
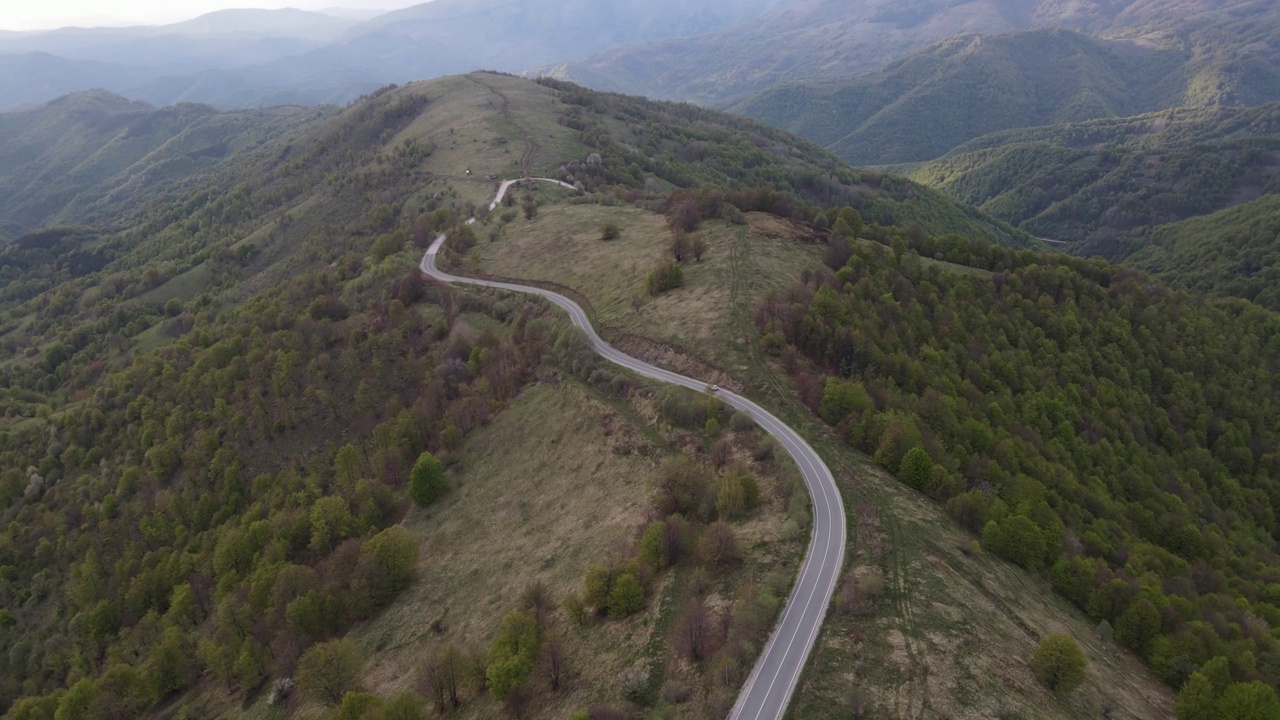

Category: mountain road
[421, 179, 845, 720]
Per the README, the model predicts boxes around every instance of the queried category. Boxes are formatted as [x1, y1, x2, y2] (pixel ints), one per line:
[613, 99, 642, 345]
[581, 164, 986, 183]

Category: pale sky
[0, 1, 428, 31]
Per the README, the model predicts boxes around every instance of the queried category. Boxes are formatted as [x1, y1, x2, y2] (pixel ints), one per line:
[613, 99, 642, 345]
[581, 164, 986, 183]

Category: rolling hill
[1125, 193, 1280, 310]
[0, 90, 323, 236]
[531, 0, 1280, 106]
[737, 22, 1280, 166]
[896, 103, 1280, 258]
[0, 71, 1182, 720]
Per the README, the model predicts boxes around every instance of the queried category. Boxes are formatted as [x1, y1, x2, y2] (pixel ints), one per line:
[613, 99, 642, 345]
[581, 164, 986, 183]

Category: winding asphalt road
[421, 179, 845, 720]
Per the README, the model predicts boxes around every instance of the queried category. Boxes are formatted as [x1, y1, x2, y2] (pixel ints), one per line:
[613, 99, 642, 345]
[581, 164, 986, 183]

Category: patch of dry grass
[473, 203, 822, 380]
[348, 381, 660, 716]
[388, 73, 587, 209]
[315, 378, 797, 719]
[791, 453, 1175, 719]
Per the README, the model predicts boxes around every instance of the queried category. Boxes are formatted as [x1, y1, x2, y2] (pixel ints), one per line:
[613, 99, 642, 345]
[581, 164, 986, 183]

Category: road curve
[421, 190, 845, 720]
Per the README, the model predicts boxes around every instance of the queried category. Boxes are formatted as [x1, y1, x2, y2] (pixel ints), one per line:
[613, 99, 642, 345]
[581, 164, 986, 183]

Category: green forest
[739, 18, 1280, 167]
[0, 248, 574, 714]
[1126, 194, 1280, 311]
[759, 218, 1280, 715]
[898, 103, 1280, 263]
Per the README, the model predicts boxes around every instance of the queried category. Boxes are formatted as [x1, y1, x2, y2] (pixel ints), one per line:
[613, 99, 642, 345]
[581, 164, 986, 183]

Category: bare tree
[698, 521, 741, 572]
[418, 654, 446, 712]
[838, 567, 885, 616]
[691, 235, 708, 261]
[674, 599, 713, 662]
[521, 581, 555, 631]
[849, 686, 872, 719]
[418, 644, 464, 712]
[538, 634, 569, 692]
[662, 514, 691, 567]
[504, 683, 533, 718]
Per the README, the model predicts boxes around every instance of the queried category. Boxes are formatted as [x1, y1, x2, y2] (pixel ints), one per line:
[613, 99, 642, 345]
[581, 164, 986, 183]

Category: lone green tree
[606, 573, 645, 619]
[410, 451, 448, 507]
[898, 446, 933, 490]
[1029, 633, 1087, 695]
[297, 639, 365, 705]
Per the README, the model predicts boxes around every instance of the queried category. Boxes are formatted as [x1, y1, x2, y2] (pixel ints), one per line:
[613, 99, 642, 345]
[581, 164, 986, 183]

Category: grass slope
[354, 381, 662, 718]
[472, 201, 821, 380]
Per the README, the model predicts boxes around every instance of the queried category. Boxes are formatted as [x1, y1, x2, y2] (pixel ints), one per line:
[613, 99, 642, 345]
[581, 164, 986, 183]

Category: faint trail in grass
[469, 74, 539, 177]
[730, 228, 792, 410]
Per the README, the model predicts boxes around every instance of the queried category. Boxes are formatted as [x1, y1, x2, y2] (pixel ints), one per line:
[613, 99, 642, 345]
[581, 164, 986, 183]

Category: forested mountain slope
[760, 227, 1280, 715]
[533, 0, 1280, 106]
[0, 73, 1031, 718]
[0, 90, 322, 239]
[737, 23, 1280, 165]
[896, 103, 1280, 259]
[1125, 194, 1280, 310]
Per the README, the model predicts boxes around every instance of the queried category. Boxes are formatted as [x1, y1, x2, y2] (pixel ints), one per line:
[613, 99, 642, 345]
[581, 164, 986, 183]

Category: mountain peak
[40, 88, 151, 115]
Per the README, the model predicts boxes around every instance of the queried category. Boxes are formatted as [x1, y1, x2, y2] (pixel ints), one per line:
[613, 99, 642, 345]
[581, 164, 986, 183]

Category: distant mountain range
[735, 21, 1280, 166]
[0, 90, 321, 237]
[0, 0, 790, 110]
[532, 0, 1280, 105]
[6, 0, 1277, 115]
[895, 102, 1280, 249]
[740, 29, 1159, 166]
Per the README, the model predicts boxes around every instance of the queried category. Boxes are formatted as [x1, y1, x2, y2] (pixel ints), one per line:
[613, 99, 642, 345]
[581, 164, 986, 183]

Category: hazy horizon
[0, 0, 431, 32]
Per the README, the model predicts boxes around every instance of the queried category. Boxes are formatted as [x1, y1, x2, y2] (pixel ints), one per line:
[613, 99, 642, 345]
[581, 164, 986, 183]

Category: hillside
[0, 73, 1045, 719]
[737, 23, 1280, 165]
[460, 177, 1177, 720]
[762, 229, 1280, 716]
[0, 90, 322, 235]
[897, 103, 1280, 258]
[1125, 194, 1280, 310]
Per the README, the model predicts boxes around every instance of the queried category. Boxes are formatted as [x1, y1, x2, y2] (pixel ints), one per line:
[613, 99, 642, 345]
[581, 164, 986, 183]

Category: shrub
[1029, 633, 1087, 694]
[607, 573, 645, 619]
[646, 259, 684, 296]
[409, 452, 448, 507]
[297, 640, 364, 705]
